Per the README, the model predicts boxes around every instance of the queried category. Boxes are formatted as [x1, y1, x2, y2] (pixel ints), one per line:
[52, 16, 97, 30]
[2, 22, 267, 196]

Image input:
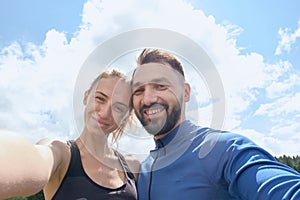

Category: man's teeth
[148, 108, 163, 115]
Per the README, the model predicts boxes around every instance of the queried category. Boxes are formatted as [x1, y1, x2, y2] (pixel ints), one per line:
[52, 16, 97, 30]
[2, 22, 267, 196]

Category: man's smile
[146, 108, 164, 115]
[142, 104, 167, 118]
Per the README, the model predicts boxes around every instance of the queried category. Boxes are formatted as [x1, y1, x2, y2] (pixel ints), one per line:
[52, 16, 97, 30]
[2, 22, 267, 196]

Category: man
[131, 48, 300, 200]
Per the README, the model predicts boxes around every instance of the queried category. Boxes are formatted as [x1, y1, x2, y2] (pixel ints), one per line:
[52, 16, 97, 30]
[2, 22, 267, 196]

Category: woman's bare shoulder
[37, 138, 68, 146]
[123, 153, 141, 176]
[36, 138, 71, 175]
[36, 138, 71, 156]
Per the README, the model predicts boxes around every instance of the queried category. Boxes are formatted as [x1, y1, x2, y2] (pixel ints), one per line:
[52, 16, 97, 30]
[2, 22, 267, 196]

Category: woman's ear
[83, 91, 89, 105]
[184, 83, 191, 102]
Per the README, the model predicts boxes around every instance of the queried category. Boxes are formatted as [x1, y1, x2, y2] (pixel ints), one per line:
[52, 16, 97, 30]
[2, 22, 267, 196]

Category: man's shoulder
[192, 127, 257, 155]
[194, 126, 251, 143]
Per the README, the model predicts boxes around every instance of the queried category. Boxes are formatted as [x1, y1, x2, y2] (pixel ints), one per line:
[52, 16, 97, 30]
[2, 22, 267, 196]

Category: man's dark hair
[136, 48, 185, 78]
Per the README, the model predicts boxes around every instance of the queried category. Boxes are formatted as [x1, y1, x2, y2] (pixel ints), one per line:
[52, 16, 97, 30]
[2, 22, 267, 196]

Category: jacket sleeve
[216, 132, 300, 200]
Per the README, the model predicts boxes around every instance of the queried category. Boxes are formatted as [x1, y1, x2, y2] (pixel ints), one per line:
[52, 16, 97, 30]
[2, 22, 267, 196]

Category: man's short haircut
[137, 48, 185, 79]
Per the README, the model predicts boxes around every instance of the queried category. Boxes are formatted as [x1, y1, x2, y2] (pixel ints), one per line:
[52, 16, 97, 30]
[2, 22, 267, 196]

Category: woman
[0, 70, 139, 199]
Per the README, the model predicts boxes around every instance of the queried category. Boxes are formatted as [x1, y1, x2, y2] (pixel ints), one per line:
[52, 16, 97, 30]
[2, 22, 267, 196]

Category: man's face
[131, 63, 188, 137]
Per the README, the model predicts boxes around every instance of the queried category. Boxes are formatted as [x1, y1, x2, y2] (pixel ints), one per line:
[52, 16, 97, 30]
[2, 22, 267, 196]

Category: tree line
[5, 155, 300, 200]
[275, 155, 300, 172]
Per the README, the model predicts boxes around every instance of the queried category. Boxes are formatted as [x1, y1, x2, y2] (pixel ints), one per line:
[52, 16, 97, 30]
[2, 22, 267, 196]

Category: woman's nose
[97, 103, 112, 118]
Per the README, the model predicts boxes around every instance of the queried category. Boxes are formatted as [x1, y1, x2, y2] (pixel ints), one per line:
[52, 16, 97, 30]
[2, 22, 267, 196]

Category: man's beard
[136, 102, 182, 136]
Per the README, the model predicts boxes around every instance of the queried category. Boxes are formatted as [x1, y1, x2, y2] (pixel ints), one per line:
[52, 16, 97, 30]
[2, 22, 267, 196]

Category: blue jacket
[137, 120, 300, 200]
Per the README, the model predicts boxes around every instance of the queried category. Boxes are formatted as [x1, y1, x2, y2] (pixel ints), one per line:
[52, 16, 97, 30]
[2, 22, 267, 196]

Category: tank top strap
[66, 140, 85, 176]
[114, 150, 135, 181]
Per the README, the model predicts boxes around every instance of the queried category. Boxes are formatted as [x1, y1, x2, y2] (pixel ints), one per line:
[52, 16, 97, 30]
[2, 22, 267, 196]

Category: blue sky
[0, 0, 85, 48]
[193, 0, 300, 68]
[0, 0, 300, 157]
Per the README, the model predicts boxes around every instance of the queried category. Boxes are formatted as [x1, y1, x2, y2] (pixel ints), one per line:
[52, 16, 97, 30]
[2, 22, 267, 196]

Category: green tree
[276, 154, 300, 173]
[5, 190, 44, 200]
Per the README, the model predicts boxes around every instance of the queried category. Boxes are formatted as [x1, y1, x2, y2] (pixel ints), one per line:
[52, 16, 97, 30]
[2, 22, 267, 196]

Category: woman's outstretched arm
[0, 130, 55, 199]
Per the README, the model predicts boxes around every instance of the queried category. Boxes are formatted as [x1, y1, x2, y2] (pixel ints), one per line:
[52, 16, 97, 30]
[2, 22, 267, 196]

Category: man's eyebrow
[132, 77, 171, 89]
[95, 91, 108, 98]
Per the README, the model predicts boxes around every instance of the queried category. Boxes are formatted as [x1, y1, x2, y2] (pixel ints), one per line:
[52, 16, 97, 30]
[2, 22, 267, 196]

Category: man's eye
[96, 96, 105, 102]
[156, 84, 167, 90]
[133, 88, 144, 96]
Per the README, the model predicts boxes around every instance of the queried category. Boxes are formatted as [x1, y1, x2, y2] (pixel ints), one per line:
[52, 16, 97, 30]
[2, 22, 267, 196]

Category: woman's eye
[113, 105, 128, 114]
[114, 107, 124, 113]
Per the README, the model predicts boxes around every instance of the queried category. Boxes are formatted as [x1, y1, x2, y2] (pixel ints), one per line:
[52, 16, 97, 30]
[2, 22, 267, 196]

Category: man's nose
[141, 87, 158, 106]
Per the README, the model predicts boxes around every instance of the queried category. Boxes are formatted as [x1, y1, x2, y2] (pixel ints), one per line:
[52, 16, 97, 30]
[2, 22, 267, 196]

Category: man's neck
[153, 119, 185, 140]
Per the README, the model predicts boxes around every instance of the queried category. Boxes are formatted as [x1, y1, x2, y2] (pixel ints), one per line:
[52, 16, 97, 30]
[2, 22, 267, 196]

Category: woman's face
[83, 77, 131, 136]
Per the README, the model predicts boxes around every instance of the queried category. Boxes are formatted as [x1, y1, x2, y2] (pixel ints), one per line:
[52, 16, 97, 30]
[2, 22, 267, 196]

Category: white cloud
[232, 128, 300, 156]
[0, 29, 87, 141]
[254, 92, 300, 152]
[266, 73, 300, 99]
[275, 19, 300, 55]
[0, 0, 299, 155]
[255, 92, 300, 117]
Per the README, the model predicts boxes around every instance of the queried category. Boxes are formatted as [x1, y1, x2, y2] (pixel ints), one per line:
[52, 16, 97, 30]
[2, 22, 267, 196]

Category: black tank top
[52, 140, 137, 200]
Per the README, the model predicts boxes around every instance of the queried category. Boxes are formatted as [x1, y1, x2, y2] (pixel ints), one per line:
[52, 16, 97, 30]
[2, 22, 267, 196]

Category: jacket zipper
[148, 139, 164, 200]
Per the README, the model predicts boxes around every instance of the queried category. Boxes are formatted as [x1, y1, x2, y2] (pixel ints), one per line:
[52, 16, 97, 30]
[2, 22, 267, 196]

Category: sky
[0, 0, 300, 157]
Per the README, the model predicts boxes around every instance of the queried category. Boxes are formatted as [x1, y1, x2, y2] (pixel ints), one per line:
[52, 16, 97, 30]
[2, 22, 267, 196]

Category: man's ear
[184, 83, 191, 102]
[83, 91, 89, 105]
